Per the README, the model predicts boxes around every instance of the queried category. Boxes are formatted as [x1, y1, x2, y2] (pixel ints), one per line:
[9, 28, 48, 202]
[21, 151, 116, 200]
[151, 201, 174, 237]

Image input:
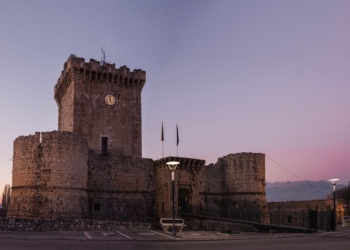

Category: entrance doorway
[178, 189, 189, 212]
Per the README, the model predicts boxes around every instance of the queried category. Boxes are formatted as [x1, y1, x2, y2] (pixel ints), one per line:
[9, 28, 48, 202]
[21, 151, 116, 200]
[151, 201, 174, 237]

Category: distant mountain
[266, 180, 346, 202]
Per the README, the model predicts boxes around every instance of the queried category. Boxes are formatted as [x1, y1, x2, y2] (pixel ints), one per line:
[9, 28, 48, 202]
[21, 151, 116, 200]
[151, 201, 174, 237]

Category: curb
[0, 233, 313, 242]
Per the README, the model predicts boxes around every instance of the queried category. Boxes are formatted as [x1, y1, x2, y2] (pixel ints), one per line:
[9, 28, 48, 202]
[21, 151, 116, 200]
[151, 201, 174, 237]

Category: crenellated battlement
[54, 54, 146, 104]
[221, 152, 265, 167]
[154, 156, 205, 171]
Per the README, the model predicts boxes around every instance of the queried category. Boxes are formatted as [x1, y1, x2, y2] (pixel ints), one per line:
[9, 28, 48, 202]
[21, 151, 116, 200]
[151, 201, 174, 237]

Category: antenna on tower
[101, 47, 106, 66]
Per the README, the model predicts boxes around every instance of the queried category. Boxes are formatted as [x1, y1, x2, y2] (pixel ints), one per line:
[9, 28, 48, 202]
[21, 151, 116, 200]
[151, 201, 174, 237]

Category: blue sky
[1, 0, 350, 194]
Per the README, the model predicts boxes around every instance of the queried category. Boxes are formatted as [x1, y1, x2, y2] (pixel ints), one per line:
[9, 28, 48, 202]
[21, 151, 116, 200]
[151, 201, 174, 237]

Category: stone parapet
[154, 156, 205, 171]
[54, 54, 146, 104]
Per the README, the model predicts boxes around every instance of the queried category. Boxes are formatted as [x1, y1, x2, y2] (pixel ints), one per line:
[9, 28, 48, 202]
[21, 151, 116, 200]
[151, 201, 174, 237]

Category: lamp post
[329, 178, 339, 230]
[166, 161, 180, 236]
[346, 181, 350, 215]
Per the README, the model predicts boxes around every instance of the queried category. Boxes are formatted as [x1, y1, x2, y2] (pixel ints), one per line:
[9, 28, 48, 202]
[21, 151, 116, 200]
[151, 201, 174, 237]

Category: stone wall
[0, 217, 152, 231]
[55, 55, 145, 157]
[154, 157, 205, 218]
[87, 151, 158, 222]
[8, 131, 88, 218]
[199, 153, 269, 224]
[56, 68, 74, 132]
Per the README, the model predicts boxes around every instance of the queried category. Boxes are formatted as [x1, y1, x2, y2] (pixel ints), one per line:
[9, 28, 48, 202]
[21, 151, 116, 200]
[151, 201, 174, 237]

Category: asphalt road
[0, 227, 349, 249]
[0, 237, 349, 250]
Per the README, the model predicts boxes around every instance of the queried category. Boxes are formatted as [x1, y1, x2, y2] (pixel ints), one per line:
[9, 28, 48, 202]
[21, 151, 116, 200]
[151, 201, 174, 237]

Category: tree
[1, 184, 11, 209]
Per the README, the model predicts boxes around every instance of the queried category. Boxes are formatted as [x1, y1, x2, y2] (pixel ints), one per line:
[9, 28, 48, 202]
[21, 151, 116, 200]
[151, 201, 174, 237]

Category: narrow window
[94, 203, 100, 212]
[287, 215, 292, 224]
[205, 196, 208, 204]
[102, 137, 108, 154]
[162, 202, 164, 213]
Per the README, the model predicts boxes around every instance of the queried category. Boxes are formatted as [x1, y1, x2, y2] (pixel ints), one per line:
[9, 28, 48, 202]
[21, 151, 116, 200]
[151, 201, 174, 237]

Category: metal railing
[180, 205, 269, 224]
[180, 205, 347, 231]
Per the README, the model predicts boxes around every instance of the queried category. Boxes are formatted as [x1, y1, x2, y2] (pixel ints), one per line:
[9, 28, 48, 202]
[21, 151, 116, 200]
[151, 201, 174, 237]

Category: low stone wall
[0, 218, 152, 231]
[184, 217, 256, 233]
[202, 219, 256, 233]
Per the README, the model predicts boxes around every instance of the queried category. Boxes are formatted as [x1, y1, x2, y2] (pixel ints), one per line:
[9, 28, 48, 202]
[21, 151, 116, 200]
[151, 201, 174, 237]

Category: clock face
[105, 94, 116, 105]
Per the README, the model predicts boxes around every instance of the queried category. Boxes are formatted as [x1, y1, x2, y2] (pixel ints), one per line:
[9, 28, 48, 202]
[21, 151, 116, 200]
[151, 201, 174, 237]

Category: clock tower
[54, 54, 145, 157]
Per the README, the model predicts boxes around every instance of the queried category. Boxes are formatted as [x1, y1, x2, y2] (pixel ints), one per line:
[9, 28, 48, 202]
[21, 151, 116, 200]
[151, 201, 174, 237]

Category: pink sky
[1, 1, 350, 197]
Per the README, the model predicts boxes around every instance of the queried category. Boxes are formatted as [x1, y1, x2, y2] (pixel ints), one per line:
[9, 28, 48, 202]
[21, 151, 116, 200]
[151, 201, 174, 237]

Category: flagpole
[162, 121, 164, 158]
[176, 124, 179, 157]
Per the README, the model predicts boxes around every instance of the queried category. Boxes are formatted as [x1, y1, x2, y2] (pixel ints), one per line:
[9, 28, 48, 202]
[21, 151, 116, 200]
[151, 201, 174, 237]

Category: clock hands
[105, 95, 115, 105]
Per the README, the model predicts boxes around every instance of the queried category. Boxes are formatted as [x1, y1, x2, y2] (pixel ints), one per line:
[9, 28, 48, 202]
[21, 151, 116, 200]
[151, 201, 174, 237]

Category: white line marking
[0, 235, 84, 239]
[84, 231, 92, 240]
[150, 230, 178, 240]
[116, 231, 133, 240]
[101, 232, 115, 236]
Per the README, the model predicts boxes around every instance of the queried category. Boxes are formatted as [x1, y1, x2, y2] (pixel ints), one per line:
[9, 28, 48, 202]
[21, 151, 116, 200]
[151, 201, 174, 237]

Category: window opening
[102, 137, 108, 154]
[94, 203, 100, 212]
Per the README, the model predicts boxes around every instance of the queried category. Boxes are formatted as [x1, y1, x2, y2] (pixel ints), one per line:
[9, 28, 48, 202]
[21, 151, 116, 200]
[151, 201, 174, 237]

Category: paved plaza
[0, 226, 349, 241]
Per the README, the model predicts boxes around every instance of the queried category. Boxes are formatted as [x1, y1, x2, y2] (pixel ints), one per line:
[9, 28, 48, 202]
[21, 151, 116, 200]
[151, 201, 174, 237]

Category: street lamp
[166, 161, 180, 236]
[329, 178, 340, 230]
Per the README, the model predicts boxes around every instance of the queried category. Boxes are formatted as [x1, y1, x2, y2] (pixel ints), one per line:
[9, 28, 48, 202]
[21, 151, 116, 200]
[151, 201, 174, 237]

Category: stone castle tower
[8, 55, 156, 220]
[8, 54, 269, 225]
[9, 132, 88, 217]
[54, 55, 145, 156]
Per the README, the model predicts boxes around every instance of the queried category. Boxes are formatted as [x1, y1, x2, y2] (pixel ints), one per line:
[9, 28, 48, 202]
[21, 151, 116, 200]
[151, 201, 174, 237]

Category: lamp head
[329, 178, 340, 184]
[166, 161, 180, 172]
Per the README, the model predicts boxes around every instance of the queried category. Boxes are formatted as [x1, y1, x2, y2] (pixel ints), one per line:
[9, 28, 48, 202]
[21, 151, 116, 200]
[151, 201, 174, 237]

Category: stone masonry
[8, 55, 269, 226]
[9, 131, 88, 218]
[54, 55, 144, 157]
[199, 153, 269, 223]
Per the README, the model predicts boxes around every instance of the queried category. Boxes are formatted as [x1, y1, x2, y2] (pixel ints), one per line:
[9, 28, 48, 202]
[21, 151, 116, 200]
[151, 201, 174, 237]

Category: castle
[8, 55, 269, 223]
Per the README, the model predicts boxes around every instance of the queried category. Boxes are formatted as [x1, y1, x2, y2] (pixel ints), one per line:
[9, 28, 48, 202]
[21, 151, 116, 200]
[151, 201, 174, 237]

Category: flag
[161, 122, 164, 141]
[176, 124, 179, 146]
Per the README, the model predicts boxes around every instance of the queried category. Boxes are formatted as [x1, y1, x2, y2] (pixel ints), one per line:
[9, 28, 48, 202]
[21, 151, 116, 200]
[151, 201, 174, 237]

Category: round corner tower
[223, 152, 266, 193]
[8, 131, 88, 218]
[222, 152, 269, 223]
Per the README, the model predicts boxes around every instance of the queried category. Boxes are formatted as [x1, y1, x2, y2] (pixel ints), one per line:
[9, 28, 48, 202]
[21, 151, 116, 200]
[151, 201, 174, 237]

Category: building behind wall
[8, 55, 269, 223]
